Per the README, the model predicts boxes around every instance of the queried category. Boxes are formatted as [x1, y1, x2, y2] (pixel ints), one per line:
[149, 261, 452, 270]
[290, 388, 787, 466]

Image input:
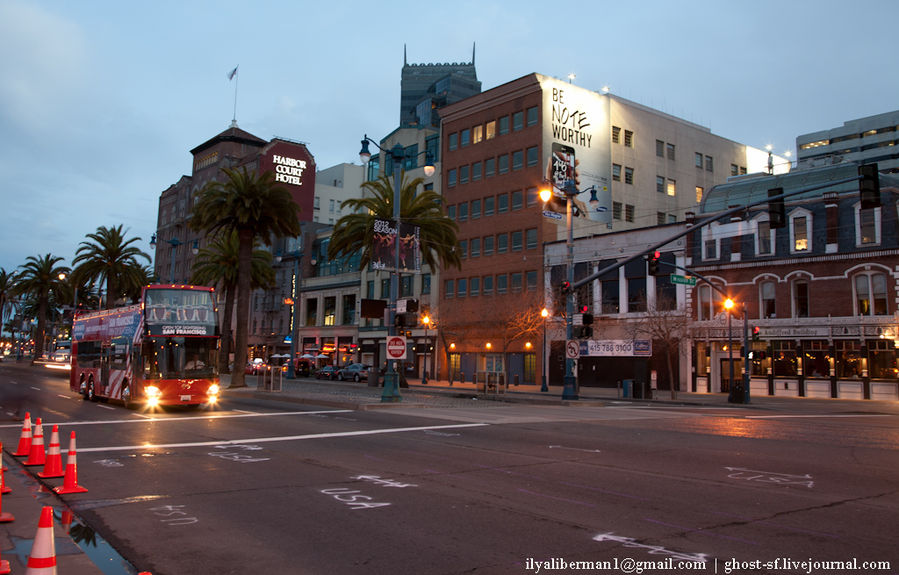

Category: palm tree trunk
[219, 283, 235, 375]
[230, 229, 254, 387]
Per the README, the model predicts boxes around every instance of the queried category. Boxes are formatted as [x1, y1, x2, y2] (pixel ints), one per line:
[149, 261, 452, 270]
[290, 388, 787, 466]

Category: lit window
[695, 186, 704, 203]
[472, 125, 483, 144]
[485, 121, 496, 140]
[791, 215, 809, 252]
[667, 179, 676, 196]
[855, 272, 888, 316]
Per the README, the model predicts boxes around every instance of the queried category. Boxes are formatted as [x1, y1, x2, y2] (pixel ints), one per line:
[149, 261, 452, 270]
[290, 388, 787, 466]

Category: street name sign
[670, 274, 697, 286]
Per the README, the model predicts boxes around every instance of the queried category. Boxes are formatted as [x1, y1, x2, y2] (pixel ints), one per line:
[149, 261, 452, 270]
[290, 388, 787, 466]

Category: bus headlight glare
[208, 384, 220, 396]
[145, 385, 161, 397]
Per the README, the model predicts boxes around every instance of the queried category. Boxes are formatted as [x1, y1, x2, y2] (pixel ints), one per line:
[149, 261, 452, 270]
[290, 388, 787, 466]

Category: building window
[471, 199, 481, 219]
[612, 164, 621, 181]
[612, 126, 620, 144]
[448, 133, 458, 151]
[498, 116, 509, 135]
[470, 276, 480, 297]
[627, 277, 646, 313]
[526, 228, 537, 249]
[512, 150, 523, 170]
[486, 120, 496, 140]
[511, 190, 523, 210]
[447, 205, 456, 221]
[697, 284, 714, 320]
[835, 340, 862, 379]
[613, 201, 622, 220]
[624, 167, 634, 185]
[422, 273, 431, 294]
[483, 235, 494, 255]
[705, 155, 713, 172]
[760, 280, 776, 318]
[498, 154, 509, 174]
[341, 294, 356, 325]
[512, 111, 524, 131]
[602, 280, 619, 314]
[666, 143, 675, 160]
[656, 176, 665, 194]
[791, 214, 810, 252]
[624, 130, 634, 148]
[484, 196, 495, 216]
[497, 233, 508, 253]
[457, 278, 467, 298]
[731, 164, 739, 176]
[526, 146, 539, 167]
[401, 275, 413, 297]
[657, 212, 666, 225]
[696, 186, 704, 203]
[695, 152, 703, 168]
[472, 161, 482, 181]
[704, 238, 718, 260]
[793, 280, 809, 318]
[497, 193, 508, 213]
[757, 219, 772, 255]
[667, 179, 676, 196]
[868, 339, 896, 379]
[856, 205, 880, 246]
[855, 272, 888, 316]
[625, 204, 635, 223]
[483, 275, 494, 295]
[511, 230, 523, 251]
[485, 157, 495, 178]
[470, 238, 481, 258]
[459, 165, 469, 185]
[527, 270, 538, 291]
[458, 202, 468, 221]
[472, 125, 483, 144]
[458, 239, 467, 258]
[526, 106, 539, 126]
[447, 168, 456, 187]
[497, 274, 508, 294]
[656, 139, 664, 157]
[460, 128, 470, 147]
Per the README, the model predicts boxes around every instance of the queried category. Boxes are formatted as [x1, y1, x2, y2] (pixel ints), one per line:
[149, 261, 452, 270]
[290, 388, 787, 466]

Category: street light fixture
[724, 297, 735, 400]
[421, 314, 430, 384]
[541, 307, 549, 392]
[150, 234, 200, 284]
[359, 135, 435, 402]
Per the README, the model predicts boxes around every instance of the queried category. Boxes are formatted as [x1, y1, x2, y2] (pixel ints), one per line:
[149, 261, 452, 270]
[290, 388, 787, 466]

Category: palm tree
[72, 225, 151, 309]
[191, 230, 276, 374]
[327, 173, 460, 272]
[14, 254, 69, 360]
[0, 268, 18, 338]
[190, 166, 301, 387]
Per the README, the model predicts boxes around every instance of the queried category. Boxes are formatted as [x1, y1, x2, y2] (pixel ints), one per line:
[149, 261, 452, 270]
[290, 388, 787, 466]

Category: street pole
[742, 302, 751, 403]
[562, 185, 578, 400]
[381, 143, 404, 402]
[541, 307, 549, 392]
[727, 305, 734, 401]
[287, 250, 301, 379]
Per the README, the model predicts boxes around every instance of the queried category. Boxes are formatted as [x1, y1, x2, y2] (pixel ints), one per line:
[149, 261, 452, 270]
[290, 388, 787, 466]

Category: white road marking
[548, 445, 601, 453]
[57, 395, 70, 399]
[97, 404, 115, 410]
[747, 414, 892, 419]
[78, 423, 488, 453]
[30, 387, 41, 391]
[0, 409, 353, 428]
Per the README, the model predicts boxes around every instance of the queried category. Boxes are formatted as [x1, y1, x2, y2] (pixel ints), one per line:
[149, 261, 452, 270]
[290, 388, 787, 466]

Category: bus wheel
[87, 380, 98, 402]
[121, 384, 134, 410]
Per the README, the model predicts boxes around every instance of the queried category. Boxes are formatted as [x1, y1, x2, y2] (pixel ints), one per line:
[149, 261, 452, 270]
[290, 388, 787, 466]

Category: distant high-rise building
[796, 110, 899, 173]
[400, 45, 481, 127]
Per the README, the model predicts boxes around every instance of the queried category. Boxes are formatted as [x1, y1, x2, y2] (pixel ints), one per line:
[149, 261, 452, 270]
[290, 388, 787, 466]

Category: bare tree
[628, 294, 689, 399]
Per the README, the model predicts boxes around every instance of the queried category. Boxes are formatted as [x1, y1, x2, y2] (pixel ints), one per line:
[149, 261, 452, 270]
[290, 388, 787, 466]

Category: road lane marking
[78, 423, 488, 453]
[747, 414, 892, 419]
[0, 409, 353, 428]
[548, 445, 601, 453]
[57, 395, 70, 399]
[30, 387, 41, 391]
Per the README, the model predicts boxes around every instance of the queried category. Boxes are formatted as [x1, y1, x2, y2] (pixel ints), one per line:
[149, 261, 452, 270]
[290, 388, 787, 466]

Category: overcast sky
[1, 0, 896, 274]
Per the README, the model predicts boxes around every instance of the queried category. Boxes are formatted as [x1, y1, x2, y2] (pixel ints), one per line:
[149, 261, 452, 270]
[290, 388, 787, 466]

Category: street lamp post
[421, 315, 430, 384]
[724, 298, 735, 401]
[359, 136, 434, 402]
[541, 307, 549, 392]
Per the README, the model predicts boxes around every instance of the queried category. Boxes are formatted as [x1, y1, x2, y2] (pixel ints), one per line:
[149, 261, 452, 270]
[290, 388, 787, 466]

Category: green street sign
[670, 274, 697, 286]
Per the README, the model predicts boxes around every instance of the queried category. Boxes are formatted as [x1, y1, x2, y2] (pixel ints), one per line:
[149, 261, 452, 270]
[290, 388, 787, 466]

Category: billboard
[539, 75, 612, 225]
[372, 218, 421, 273]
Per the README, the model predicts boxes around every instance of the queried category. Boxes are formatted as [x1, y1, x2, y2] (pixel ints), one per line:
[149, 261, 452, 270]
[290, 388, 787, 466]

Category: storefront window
[802, 340, 829, 378]
[749, 343, 768, 376]
[696, 341, 710, 374]
[868, 339, 897, 379]
[772, 340, 797, 377]
[835, 340, 863, 379]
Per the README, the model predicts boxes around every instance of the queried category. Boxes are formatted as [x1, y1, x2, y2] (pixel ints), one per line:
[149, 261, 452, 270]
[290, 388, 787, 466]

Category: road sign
[386, 336, 407, 360]
[566, 340, 580, 359]
[542, 210, 563, 220]
[670, 274, 697, 286]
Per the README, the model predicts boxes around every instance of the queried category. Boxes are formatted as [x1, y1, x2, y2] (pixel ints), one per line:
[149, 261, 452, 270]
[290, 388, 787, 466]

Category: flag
[227, 66, 238, 81]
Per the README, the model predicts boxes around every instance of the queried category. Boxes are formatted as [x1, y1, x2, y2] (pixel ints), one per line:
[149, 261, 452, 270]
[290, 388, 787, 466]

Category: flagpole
[228, 65, 239, 127]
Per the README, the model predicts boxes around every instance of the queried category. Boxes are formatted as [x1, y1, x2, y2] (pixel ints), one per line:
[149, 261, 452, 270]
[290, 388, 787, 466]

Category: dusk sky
[1, 0, 896, 274]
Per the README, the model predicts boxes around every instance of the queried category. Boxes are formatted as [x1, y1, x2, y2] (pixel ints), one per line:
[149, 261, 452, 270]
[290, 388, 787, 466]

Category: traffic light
[582, 311, 594, 326]
[405, 298, 419, 313]
[646, 251, 661, 275]
[859, 163, 880, 209]
[768, 187, 786, 229]
[560, 281, 571, 298]
[578, 326, 593, 338]
[752, 326, 760, 341]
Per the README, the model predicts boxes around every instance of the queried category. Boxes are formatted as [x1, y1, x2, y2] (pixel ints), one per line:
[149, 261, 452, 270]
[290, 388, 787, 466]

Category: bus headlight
[208, 384, 220, 396]
[145, 385, 161, 397]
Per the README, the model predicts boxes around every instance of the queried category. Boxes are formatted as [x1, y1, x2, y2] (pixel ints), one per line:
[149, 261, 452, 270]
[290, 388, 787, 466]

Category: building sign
[539, 75, 612, 226]
[580, 339, 652, 357]
[259, 141, 316, 222]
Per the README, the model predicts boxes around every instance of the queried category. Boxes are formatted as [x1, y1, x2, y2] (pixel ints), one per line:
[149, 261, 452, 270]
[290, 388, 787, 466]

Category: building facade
[437, 73, 783, 388]
[797, 110, 899, 174]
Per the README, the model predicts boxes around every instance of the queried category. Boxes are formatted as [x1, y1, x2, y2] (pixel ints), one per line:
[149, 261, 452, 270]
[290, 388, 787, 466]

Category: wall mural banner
[372, 218, 421, 273]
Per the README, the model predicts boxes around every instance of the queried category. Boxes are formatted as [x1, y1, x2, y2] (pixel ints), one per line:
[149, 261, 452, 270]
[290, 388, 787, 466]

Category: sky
[1, 0, 897, 275]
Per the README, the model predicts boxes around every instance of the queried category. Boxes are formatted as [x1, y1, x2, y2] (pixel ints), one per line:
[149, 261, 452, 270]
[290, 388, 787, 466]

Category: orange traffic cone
[25, 506, 56, 574]
[0, 470, 13, 522]
[60, 509, 74, 534]
[0, 549, 8, 573]
[14, 412, 32, 456]
[24, 418, 45, 467]
[54, 432, 88, 494]
[0, 445, 10, 494]
[38, 426, 64, 478]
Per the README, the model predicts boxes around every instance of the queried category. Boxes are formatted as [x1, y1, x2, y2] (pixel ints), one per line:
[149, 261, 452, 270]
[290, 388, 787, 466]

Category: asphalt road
[1, 363, 897, 575]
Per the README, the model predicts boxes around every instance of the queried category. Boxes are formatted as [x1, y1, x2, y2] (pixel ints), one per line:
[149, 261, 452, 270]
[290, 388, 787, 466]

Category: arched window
[854, 272, 888, 316]
[760, 280, 777, 318]
[792, 280, 809, 318]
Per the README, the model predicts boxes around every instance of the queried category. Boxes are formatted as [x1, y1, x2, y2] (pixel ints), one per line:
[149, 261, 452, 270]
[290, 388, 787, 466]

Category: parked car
[315, 365, 339, 380]
[337, 363, 369, 382]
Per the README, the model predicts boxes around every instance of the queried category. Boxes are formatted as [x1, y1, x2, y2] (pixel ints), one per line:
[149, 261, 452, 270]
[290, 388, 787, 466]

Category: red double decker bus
[70, 284, 221, 408]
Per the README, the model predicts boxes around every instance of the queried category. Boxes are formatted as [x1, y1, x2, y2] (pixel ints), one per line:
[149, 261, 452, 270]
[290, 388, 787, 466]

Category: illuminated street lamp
[541, 307, 549, 392]
[422, 314, 430, 384]
[724, 297, 735, 399]
[359, 135, 435, 402]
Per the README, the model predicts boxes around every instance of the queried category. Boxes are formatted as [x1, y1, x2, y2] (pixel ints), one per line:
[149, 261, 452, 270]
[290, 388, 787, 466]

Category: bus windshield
[144, 337, 217, 380]
[144, 288, 216, 336]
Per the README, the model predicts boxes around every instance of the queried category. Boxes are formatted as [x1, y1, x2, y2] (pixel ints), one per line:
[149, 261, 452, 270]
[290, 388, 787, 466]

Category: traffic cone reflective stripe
[38, 426, 64, 478]
[14, 412, 32, 456]
[25, 506, 56, 574]
[24, 418, 45, 467]
[54, 432, 87, 494]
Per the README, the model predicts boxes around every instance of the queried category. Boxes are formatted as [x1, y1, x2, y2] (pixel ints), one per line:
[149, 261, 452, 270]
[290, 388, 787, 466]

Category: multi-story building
[797, 110, 899, 173]
[400, 45, 480, 128]
[437, 73, 786, 387]
[686, 163, 899, 401]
